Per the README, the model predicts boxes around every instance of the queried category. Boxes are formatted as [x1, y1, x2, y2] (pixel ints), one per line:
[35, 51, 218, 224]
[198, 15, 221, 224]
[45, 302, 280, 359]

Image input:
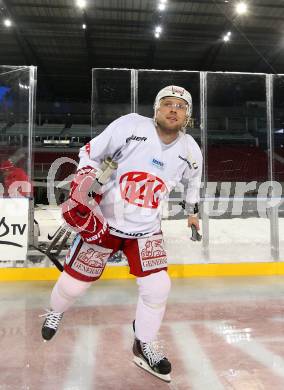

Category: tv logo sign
[0, 217, 27, 247]
[0, 198, 29, 261]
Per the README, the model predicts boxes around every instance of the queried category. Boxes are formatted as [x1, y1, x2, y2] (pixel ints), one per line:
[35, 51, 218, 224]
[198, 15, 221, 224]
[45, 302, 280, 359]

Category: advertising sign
[0, 198, 29, 261]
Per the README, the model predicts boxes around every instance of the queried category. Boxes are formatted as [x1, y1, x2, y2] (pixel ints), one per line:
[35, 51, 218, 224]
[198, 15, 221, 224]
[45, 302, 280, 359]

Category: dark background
[0, 0, 283, 102]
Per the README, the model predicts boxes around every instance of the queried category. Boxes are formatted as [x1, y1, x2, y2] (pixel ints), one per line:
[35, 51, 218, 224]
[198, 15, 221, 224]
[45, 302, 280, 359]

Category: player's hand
[62, 198, 109, 244]
[187, 216, 200, 230]
[62, 166, 109, 244]
[187, 216, 202, 242]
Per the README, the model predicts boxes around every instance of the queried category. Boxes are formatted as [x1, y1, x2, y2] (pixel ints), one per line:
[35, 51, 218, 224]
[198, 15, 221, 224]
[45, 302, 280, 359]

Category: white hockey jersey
[78, 113, 202, 238]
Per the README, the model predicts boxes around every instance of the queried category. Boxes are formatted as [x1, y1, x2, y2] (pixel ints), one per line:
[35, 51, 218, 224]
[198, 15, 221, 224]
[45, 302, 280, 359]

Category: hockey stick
[31, 225, 72, 271]
[190, 224, 202, 242]
[179, 201, 202, 242]
[45, 225, 69, 257]
[53, 230, 72, 257]
[30, 244, 64, 271]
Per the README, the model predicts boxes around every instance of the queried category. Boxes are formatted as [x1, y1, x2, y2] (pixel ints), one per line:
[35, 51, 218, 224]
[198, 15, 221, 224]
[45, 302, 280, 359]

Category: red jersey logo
[119, 171, 166, 209]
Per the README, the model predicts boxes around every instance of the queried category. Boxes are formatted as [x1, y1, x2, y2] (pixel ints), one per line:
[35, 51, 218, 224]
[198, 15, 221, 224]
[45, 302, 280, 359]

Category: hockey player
[41, 85, 203, 382]
[0, 159, 32, 198]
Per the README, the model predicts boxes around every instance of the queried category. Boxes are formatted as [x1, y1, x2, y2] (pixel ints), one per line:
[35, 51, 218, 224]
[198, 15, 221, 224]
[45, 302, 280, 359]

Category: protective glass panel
[0, 66, 33, 197]
[28, 68, 132, 270]
[273, 75, 284, 259]
[0, 66, 36, 266]
[85, 68, 132, 266]
[92, 68, 132, 137]
[34, 101, 92, 207]
[137, 70, 203, 264]
[206, 72, 270, 262]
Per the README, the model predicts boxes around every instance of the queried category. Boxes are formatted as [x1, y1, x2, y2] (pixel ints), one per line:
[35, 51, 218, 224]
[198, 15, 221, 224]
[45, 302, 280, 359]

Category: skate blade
[133, 356, 171, 383]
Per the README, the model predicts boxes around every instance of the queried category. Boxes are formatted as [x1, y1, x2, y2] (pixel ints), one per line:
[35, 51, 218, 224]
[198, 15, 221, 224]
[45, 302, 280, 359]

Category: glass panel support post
[266, 74, 279, 260]
[200, 71, 209, 260]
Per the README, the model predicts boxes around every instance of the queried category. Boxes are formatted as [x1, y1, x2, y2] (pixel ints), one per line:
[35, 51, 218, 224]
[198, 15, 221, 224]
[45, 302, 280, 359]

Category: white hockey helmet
[154, 85, 192, 118]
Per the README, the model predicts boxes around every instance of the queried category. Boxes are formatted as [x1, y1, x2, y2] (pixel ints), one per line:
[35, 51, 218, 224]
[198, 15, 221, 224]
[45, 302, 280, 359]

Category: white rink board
[34, 205, 284, 265]
[0, 198, 29, 261]
[162, 218, 281, 263]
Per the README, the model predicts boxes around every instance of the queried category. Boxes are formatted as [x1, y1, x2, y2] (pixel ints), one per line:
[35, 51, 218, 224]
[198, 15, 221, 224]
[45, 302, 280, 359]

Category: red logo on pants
[119, 171, 166, 209]
[141, 239, 166, 260]
[77, 248, 109, 267]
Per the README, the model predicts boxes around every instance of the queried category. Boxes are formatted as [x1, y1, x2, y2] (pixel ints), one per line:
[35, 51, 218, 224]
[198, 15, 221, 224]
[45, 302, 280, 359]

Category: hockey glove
[62, 166, 109, 244]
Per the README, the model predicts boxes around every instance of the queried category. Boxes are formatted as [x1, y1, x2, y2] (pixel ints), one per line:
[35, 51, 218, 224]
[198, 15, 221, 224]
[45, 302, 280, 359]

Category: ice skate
[133, 337, 171, 382]
[41, 309, 63, 341]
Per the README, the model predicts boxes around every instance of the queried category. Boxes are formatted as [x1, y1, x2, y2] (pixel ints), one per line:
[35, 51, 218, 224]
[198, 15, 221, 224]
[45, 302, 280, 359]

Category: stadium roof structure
[0, 0, 284, 99]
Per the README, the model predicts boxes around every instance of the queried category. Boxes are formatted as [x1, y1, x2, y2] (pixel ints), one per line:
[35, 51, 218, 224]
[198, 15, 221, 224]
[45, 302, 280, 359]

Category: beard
[156, 117, 183, 133]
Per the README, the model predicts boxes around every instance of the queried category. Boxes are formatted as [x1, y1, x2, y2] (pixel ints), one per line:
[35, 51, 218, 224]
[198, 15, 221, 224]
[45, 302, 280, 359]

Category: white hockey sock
[135, 270, 171, 343]
[50, 271, 92, 313]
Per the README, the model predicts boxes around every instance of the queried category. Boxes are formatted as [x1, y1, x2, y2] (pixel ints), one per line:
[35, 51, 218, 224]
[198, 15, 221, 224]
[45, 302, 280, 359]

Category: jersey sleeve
[182, 138, 203, 206]
[78, 113, 138, 170]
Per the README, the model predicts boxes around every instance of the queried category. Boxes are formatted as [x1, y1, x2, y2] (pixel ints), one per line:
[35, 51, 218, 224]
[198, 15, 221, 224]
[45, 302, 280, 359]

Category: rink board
[2, 262, 284, 280]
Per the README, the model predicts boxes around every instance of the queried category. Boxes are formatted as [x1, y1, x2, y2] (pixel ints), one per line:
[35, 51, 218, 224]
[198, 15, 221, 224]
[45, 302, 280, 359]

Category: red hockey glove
[62, 166, 109, 244]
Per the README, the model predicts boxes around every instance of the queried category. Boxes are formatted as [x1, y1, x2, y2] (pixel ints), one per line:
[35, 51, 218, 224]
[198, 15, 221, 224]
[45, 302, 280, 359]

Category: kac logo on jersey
[151, 158, 164, 170]
[119, 171, 167, 209]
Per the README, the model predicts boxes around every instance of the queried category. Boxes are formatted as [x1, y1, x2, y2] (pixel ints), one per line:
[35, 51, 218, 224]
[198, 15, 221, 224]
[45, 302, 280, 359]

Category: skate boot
[41, 309, 63, 341]
[132, 330, 171, 382]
